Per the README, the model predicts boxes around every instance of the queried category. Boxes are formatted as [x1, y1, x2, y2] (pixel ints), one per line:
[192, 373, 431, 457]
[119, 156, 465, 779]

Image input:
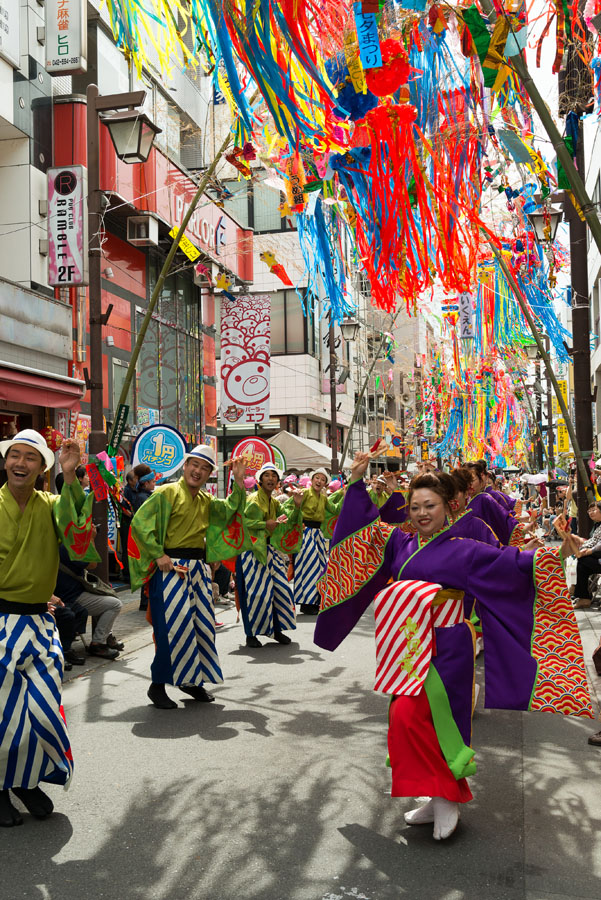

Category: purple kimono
[314, 480, 592, 800]
[467, 490, 521, 545]
[485, 484, 517, 513]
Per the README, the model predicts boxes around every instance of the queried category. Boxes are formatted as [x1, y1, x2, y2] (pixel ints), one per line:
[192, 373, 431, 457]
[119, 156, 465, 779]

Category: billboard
[220, 294, 270, 425]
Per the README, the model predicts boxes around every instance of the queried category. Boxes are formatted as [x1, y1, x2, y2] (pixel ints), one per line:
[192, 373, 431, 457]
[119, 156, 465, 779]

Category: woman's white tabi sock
[432, 797, 460, 840]
[404, 798, 434, 825]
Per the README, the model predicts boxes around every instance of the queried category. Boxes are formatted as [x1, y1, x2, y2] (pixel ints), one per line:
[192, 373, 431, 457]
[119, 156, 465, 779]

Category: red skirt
[388, 690, 473, 803]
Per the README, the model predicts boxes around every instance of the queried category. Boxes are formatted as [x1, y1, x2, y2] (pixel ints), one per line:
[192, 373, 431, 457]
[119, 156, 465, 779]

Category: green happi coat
[128, 478, 248, 588]
[244, 488, 303, 564]
[300, 487, 345, 540]
[368, 488, 390, 509]
[0, 480, 99, 606]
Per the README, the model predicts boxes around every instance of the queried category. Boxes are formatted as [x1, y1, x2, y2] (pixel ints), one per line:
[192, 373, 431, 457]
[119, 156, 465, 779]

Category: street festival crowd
[1, 429, 600, 840]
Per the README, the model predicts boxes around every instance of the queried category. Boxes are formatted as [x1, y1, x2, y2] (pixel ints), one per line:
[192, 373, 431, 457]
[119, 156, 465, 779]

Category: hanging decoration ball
[365, 40, 411, 97]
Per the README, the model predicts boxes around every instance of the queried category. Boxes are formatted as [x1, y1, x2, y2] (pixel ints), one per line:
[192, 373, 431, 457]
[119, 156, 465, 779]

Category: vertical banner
[45, 0, 87, 74]
[220, 293, 271, 425]
[458, 292, 474, 339]
[47, 166, 88, 286]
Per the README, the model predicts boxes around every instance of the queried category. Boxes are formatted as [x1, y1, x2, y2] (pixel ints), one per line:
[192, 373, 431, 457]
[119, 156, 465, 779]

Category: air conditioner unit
[127, 216, 159, 247]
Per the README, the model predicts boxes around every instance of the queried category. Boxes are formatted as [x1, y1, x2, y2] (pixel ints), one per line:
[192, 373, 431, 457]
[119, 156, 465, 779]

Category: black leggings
[575, 556, 601, 598]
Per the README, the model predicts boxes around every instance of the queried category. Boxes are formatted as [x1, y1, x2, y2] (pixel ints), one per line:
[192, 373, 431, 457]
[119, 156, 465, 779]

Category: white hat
[184, 444, 216, 469]
[0, 428, 55, 472]
[311, 467, 330, 483]
[256, 463, 281, 483]
[376, 475, 387, 485]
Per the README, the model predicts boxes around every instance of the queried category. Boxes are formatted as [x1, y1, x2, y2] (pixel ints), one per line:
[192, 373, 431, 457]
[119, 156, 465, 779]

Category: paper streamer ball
[365, 40, 410, 97]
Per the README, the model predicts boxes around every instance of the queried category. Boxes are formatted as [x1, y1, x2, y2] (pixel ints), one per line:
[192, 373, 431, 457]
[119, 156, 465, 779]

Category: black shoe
[63, 661, 73, 672]
[11, 786, 54, 819]
[273, 631, 291, 645]
[0, 790, 22, 827]
[246, 635, 262, 648]
[179, 685, 215, 702]
[139, 600, 148, 611]
[88, 643, 119, 660]
[300, 605, 319, 615]
[64, 650, 85, 666]
[106, 634, 125, 651]
[147, 683, 177, 709]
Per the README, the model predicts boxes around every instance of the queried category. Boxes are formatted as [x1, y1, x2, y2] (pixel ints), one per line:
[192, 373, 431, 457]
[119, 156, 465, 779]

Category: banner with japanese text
[220, 293, 270, 425]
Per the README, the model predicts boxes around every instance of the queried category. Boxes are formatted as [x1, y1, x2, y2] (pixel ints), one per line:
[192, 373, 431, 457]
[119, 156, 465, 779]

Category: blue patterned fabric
[0, 612, 73, 790]
[294, 526, 327, 607]
[148, 559, 223, 686]
[237, 547, 296, 637]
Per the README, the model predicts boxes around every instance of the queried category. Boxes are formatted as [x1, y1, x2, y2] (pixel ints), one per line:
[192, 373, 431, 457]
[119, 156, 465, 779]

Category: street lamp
[102, 109, 162, 164]
[340, 315, 360, 342]
[524, 343, 539, 361]
[526, 205, 563, 242]
[87, 85, 160, 578]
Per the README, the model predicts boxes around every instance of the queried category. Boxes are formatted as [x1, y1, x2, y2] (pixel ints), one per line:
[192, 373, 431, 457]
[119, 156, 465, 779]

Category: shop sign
[45, 0, 87, 74]
[420, 439, 429, 461]
[557, 422, 570, 454]
[0, 0, 19, 67]
[271, 445, 286, 473]
[108, 403, 129, 455]
[220, 294, 270, 424]
[132, 424, 187, 479]
[231, 437, 274, 476]
[47, 166, 88, 286]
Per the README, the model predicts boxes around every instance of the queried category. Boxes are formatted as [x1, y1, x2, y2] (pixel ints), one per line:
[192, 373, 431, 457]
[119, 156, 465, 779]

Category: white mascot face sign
[220, 294, 271, 425]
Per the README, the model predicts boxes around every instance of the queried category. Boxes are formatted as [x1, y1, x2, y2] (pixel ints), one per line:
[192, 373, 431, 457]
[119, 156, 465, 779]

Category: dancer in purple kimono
[315, 454, 592, 842]
[466, 462, 529, 546]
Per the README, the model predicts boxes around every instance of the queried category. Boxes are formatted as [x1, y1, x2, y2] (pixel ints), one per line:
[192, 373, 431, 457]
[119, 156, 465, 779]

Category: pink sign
[220, 294, 270, 425]
[47, 166, 88, 286]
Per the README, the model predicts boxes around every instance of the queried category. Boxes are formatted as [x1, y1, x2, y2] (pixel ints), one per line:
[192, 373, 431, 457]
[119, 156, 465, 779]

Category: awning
[268, 430, 340, 471]
[0, 365, 85, 410]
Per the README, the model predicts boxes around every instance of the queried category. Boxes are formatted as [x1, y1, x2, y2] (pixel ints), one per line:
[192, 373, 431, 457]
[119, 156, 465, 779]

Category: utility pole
[545, 337, 556, 505]
[560, 16, 596, 532]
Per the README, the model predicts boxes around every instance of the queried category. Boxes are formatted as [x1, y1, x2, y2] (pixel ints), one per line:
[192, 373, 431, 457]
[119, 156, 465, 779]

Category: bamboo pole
[476, 0, 601, 257]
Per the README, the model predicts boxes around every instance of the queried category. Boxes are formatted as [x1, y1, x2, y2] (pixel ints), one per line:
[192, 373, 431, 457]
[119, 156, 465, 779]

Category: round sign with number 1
[132, 424, 188, 480]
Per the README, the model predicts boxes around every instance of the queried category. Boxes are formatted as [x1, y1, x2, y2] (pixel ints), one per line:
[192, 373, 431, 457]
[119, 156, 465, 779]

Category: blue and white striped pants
[148, 559, 223, 687]
[294, 526, 327, 607]
[0, 612, 73, 790]
[237, 547, 296, 637]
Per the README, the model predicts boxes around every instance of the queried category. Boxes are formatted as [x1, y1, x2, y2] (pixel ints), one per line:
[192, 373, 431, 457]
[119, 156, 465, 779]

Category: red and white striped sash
[373, 580, 464, 696]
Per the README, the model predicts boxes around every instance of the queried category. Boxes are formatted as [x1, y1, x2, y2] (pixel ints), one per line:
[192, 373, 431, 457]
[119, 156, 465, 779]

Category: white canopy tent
[268, 431, 340, 472]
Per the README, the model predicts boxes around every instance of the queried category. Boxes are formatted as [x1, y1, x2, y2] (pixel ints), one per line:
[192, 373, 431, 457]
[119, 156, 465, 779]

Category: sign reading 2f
[47, 166, 89, 287]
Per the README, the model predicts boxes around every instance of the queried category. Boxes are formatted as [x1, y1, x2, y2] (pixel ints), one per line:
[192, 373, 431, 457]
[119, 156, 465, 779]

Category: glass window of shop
[135, 263, 204, 438]
[223, 175, 296, 233]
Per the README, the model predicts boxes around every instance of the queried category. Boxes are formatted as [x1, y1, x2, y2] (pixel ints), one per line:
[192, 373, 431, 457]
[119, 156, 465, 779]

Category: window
[135, 261, 204, 439]
[222, 176, 296, 233]
[112, 360, 134, 417]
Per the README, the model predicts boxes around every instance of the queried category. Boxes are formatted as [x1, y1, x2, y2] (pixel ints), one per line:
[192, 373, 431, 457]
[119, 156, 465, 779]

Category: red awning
[0, 366, 84, 410]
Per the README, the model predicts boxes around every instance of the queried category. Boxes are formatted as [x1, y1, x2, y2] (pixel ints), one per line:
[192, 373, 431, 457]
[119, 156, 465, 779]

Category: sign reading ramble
[47, 166, 88, 286]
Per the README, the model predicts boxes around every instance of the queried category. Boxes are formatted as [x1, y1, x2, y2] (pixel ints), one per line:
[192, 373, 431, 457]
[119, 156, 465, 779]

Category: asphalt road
[4, 591, 601, 900]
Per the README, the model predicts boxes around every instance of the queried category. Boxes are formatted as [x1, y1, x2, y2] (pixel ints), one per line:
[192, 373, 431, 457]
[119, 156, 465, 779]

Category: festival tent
[269, 431, 340, 471]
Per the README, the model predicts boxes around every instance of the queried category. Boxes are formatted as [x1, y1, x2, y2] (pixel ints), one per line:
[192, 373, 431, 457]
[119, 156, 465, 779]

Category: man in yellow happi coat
[0, 429, 98, 828]
[129, 445, 248, 709]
